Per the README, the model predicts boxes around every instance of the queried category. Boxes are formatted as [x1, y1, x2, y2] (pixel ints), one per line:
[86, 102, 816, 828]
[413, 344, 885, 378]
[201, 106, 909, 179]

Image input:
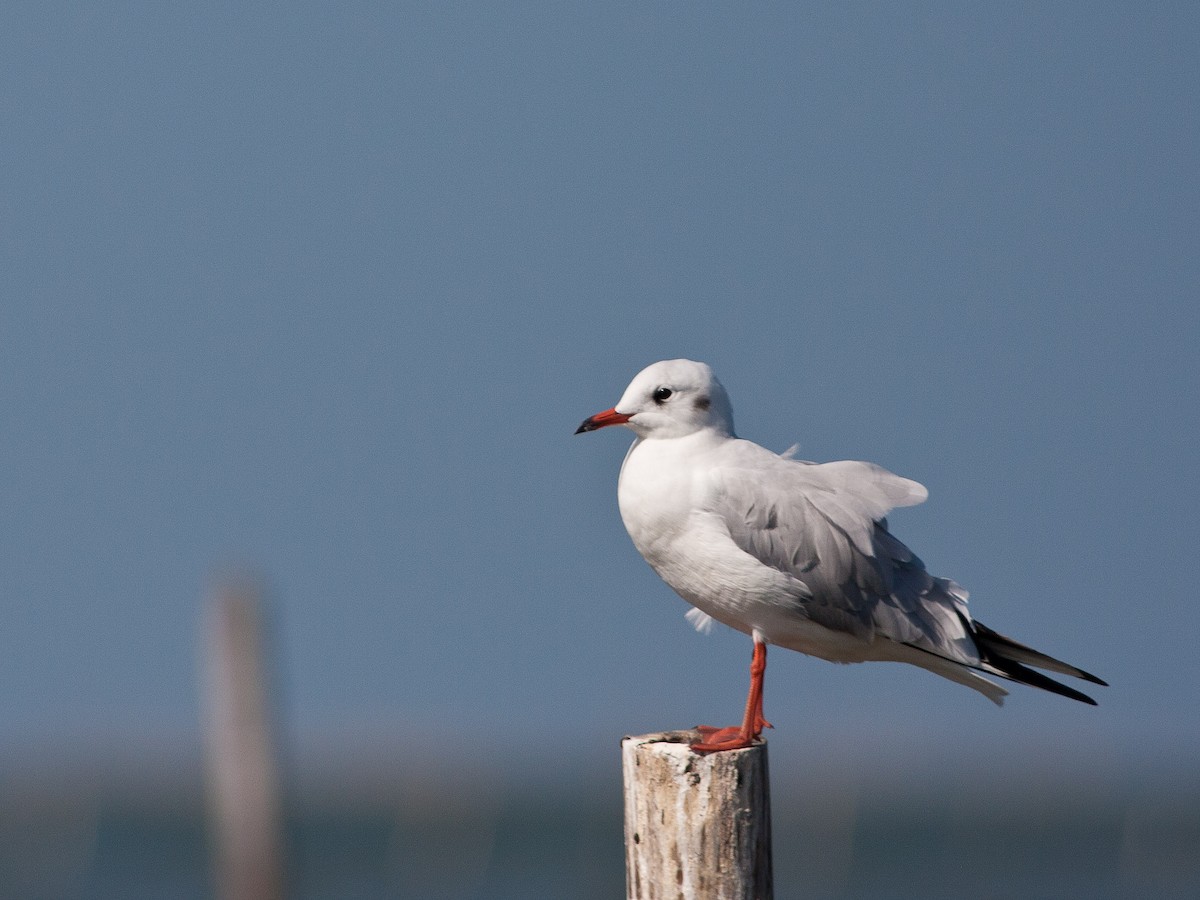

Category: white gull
[576, 359, 1105, 752]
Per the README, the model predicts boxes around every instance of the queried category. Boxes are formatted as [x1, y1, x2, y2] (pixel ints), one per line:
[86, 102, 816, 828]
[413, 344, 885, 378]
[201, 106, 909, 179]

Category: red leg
[692, 640, 772, 753]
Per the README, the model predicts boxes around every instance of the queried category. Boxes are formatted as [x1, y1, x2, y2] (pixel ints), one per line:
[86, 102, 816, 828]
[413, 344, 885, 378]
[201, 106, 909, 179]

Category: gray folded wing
[707, 450, 980, 666]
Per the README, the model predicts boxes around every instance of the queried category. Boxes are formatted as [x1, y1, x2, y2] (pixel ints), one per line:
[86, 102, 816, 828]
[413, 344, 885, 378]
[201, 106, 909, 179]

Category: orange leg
[691, 640, 773, 753]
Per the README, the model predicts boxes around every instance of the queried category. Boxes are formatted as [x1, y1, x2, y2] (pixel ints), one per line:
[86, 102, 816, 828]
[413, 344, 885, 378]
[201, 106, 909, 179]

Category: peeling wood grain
[622, 731, 772, 900]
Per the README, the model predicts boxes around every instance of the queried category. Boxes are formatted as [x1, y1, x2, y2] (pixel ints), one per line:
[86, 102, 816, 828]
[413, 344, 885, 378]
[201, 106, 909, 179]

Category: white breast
[616, 434, 803, 636]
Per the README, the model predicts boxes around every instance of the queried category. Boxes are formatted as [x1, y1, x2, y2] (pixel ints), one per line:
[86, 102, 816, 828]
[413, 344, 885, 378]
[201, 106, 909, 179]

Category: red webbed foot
[690, 725, 762, 753]
[689, 640, 773, 753]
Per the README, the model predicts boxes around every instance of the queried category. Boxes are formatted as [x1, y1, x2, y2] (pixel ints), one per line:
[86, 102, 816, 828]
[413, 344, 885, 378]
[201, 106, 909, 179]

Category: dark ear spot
[694, 396, 711, 411]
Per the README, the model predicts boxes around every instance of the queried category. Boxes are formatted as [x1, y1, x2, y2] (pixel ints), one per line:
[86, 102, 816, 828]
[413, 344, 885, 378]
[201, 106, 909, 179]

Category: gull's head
[575, 359, 735, 440]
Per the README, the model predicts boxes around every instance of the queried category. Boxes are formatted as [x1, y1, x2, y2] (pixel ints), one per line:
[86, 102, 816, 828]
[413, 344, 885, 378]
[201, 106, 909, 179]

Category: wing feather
[706, 445, 977, 664]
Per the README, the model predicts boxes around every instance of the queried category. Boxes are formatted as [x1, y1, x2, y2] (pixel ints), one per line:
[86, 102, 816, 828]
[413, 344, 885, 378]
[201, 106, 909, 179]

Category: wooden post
[202, 581, 286, 900]
[622, 730, 773, 900]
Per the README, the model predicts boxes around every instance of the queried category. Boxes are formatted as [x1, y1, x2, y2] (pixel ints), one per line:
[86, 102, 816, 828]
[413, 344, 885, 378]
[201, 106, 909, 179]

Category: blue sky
[2, 3, 1197, 785]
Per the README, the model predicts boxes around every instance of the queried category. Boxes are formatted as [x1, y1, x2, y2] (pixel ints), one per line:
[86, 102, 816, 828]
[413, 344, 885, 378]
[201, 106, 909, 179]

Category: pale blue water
[5, 785, 1197, 899]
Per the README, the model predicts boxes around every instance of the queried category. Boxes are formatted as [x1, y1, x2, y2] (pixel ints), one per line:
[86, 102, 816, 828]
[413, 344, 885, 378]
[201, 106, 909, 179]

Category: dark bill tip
[574, 407, 631, 435]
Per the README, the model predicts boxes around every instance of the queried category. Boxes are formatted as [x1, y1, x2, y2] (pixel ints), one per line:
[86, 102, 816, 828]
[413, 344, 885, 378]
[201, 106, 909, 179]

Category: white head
[575, 359, 735, 440]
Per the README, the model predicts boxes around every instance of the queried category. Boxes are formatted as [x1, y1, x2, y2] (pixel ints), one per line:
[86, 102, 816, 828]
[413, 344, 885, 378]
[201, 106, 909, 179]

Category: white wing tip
[905, 478, 929, 505]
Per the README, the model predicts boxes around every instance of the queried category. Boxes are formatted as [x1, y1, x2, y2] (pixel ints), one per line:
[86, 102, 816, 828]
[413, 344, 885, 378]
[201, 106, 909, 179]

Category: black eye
[652, 387, 673, 404]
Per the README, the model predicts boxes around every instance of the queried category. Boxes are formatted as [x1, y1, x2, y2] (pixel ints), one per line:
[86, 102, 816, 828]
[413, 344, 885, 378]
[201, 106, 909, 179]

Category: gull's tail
[972, 621, 1108, 706]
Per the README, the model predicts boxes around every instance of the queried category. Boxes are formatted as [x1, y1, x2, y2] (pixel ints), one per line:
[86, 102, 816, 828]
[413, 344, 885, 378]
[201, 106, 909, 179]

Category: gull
[576, 359, 1105, 752]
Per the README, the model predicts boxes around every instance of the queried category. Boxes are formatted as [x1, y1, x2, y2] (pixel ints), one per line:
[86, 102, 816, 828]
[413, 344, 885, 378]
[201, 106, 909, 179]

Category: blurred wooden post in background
[622, 731, 773, 900]
[202, 581, 285, 900]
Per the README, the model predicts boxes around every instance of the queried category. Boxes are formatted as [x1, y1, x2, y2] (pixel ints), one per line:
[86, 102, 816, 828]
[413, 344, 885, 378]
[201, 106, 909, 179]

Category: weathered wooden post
[202, 581, 286, 900]
[622, 730, 773, 900]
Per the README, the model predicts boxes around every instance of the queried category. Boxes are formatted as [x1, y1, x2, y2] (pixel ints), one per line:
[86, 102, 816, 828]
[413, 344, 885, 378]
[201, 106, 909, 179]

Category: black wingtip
[969, 619, 1106, 704]
[973, 621, 1107, 691]
[992, 656, 1099, 705]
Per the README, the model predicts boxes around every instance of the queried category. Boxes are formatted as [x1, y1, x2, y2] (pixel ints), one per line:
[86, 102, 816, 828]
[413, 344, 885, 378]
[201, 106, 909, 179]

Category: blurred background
[2, 2, 1198, 897]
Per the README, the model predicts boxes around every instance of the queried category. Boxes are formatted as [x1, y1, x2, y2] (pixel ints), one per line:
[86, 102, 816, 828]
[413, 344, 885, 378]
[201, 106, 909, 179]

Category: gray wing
[706, 447, 979, 666]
